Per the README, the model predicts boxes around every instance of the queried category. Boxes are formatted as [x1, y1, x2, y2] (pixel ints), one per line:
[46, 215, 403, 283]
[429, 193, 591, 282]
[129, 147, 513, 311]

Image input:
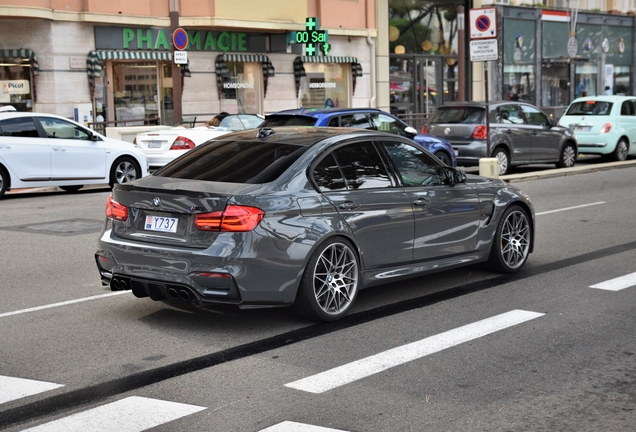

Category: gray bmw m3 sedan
[95, 126, 535, 322]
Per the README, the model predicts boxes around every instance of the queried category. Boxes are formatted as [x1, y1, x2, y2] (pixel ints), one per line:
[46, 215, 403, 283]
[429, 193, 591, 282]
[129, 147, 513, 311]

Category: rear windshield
[259, 115, 317, 127]
[155, 140, 308, 183]
[565, 101, 613, 116]
[430, 107, 484, 124]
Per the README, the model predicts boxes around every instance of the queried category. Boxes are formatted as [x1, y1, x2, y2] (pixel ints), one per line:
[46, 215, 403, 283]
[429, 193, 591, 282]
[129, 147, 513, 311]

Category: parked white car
[135, 114, 264, 170]
[0, 106, 149, 199]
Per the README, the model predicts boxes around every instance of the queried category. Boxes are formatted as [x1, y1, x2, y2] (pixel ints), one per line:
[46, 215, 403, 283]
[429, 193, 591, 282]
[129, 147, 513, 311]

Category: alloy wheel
[500, 210, 530, 269]
[312, 242, 359, 316]
[115, 161, 138, 184]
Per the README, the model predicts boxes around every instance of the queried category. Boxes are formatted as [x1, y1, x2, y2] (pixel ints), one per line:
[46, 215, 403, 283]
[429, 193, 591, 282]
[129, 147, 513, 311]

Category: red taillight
[600, 122, 612, 133]
[422, 125, 428, 134]
[106, 195, 128, 221]
[170, 136, 196, 150]
[472, 125, 488, 139]
[194, 205, 264, 232]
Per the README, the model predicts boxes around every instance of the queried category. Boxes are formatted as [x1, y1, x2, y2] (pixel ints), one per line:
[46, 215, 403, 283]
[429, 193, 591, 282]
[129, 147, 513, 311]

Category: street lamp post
[170, 0, 182, 125]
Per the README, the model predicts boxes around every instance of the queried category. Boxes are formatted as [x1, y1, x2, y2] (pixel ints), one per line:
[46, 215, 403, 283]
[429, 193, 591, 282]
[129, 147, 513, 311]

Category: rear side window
[258, 115, 316, 127]
[0, 117, 39, 137]
[565, 101, 613, 116]
[313, 141, 391, 191]
[339, 113, 373, 129]
[155, 140, 308, 183]
[430, 107, 484, 124]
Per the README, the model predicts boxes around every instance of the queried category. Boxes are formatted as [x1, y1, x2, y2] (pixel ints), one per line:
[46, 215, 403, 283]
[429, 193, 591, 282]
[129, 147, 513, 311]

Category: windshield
[430, 107, 484, 124]
[565, 101, 613, 116]
[259, 115, 317, 127]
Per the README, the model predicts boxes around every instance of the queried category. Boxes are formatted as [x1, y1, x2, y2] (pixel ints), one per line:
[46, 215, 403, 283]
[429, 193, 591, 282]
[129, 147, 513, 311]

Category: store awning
[215, 53, 276, 98]
[86, 50, 173, 96]
[0, 49, 39, 75]
[294, 56, 363, 96]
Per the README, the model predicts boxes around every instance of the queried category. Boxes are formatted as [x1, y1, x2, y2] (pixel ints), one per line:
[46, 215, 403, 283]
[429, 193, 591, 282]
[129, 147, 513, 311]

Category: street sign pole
[484, 62, 491, 158]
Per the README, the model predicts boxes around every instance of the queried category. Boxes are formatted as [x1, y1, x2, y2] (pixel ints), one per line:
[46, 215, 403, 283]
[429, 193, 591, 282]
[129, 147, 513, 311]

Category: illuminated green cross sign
[292, 17, 330, 56]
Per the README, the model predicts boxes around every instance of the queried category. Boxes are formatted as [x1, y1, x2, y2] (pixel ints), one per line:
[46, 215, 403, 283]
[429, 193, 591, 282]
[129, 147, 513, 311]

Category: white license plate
[145, 215, 178, 233]
[573, 126, 591, 132]
[147, 141, 162, 148]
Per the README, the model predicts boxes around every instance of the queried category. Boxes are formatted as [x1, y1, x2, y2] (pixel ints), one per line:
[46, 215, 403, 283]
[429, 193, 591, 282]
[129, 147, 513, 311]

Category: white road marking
[0, 291, 128, 319]
[21, 396, 206, 432]
[285, 309, 545, 394]
[260, 421, 350, 432]
[590, 272, 636, 291]
[536, 201, 605, 216]
[0, 375, 64, 405]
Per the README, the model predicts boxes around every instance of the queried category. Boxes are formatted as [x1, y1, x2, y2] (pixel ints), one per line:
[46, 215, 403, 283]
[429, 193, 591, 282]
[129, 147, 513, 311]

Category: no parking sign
[469, 8, 497, 39]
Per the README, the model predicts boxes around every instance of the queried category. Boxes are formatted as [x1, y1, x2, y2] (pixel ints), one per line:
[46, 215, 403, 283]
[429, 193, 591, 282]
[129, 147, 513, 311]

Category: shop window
[300, 63, 349, 109]
[503, 65, 535, 104]
[220, 61, 261, 115]
[0, 57, 34, 111]
[112, 62, 163, 125]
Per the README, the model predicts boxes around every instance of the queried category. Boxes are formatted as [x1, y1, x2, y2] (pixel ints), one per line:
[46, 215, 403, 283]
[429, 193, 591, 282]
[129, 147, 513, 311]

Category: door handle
[0, 145, 10, 149]
[338, 201, 360, 210]
[413, 197, 431, 206]
[51, 147, 66, 151]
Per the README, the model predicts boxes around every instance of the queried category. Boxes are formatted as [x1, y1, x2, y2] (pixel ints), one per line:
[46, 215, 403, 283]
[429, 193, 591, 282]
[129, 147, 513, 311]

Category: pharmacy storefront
[89, 26, 275, 125]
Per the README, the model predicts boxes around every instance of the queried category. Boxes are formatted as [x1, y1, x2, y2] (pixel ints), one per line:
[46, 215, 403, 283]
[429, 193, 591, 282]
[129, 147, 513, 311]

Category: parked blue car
[259, 108, 457, 166]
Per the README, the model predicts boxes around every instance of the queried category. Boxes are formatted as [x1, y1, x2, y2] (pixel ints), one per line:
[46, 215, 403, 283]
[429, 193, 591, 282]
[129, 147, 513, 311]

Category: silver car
[95, 127, 535, 322]
[424, 101, 578, 175]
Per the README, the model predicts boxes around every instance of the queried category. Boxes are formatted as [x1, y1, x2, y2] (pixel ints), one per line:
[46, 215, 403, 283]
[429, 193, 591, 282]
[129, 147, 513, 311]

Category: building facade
[0, 0, 378, 125]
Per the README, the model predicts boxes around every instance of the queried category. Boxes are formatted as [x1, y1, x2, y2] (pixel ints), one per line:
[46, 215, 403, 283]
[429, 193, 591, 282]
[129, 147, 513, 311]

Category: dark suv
[424, 101, 578, 175]
[259, 108, 456, 166]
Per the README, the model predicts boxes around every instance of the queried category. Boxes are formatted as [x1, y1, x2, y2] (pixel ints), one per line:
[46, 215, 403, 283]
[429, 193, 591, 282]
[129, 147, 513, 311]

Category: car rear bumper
[452, 140, 488, 166]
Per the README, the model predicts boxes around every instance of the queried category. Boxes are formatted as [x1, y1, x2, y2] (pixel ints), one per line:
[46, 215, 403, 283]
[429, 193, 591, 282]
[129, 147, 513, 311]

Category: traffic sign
[469, 8, 497, 39]
[174, 51, 187, 64]
[173, 28, 188, 51]
[470, 39, 498, 62]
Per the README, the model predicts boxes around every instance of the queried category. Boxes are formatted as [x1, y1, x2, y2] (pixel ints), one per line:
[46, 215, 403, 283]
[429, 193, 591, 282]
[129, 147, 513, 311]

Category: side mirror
[404, 126, 418, 136]
[444, 167, 466, 185]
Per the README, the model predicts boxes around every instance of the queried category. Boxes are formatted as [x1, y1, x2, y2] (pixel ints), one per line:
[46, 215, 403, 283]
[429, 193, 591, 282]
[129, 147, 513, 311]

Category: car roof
[568, 95, 636, 104]
[268, 107, 386, 117]
[213, 125, 400, 146]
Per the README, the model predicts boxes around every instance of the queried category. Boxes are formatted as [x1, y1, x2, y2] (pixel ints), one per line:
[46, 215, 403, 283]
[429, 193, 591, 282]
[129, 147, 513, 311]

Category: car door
[494, 104, 533, 163]
[0, 116, 51, 181]
[520, 104, 562, 161]
[312, 140, 415, 268]
[37, 117, 107, 180]
[379, 140, 481, 261]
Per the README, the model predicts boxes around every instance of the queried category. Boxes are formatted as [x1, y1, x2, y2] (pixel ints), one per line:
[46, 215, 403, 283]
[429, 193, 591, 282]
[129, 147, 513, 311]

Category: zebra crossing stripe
[20, 396, 206, 432]
[590, 272, 636, 291]
[0, 375, 64, 405]
[260, 421, 350, 431]
[285, 309, 545, 394]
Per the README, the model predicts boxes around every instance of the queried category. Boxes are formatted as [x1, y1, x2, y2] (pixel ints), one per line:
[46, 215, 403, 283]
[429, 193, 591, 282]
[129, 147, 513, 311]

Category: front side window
[382, 141, 446, 187]
[368, 113, 406, 135]
[37, 117, 91, 140]
[339, 113, 373, 129]
[0, 117, 39, 137]
[521, 105, 549, 126]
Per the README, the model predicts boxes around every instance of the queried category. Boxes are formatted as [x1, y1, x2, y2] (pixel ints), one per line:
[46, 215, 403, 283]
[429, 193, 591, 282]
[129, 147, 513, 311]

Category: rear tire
[556, 142, 577, 168]
[109, 156, 140, 188]
[0, 166, 8, 199]
[609, 138, 628, 162]
[487, 205, 531, 273]
[492, 147, 510, 175]
[60, 185, 83, 193]
[292, 237, 360, 322]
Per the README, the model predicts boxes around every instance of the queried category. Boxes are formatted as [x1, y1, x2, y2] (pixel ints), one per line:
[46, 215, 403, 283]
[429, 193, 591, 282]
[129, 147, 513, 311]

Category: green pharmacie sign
[94, 26, 266, 52]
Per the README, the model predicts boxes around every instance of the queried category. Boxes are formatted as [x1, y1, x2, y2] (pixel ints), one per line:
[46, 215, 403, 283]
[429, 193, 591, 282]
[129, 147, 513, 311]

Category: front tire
[292, 237, 360, 322]
[556, 142, 577, 168]
[487, 206, 531, 273]
[492, 147, 510, 175]
[109, 157, 140, 188]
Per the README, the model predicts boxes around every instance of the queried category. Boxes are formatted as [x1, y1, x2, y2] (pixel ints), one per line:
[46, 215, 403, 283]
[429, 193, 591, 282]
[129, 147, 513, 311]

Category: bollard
[479, 158, 499, 178]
